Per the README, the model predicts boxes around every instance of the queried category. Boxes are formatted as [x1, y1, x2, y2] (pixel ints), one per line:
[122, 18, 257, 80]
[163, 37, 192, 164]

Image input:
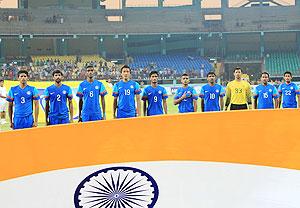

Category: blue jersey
[200, 84, 225, 112]
[174, 86, 198, 113]
[76, 80, 107, 117]
[142, 85, 168, 116]
[253, 84, 279, 109]
[6, 85, 40, 117]
[278, 82, 300, 108]
[44, 84, 73, 119]
[113, 80, 141, 118]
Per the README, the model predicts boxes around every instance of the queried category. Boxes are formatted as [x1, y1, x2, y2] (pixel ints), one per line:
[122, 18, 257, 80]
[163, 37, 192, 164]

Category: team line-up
[0, 65, 299, 130]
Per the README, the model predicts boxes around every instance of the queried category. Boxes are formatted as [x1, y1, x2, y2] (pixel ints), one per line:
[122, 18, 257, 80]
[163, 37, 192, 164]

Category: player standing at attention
[142, 71, 168, 116]
[253, 72, 279, 109]
[174, 73, 198, 113]
[225, 67, 252, 111]
[6, 70, 39, 130]
[200, 72, 225, 112]
[0, 79, 7, 124]
[44, 70, 73, 125]
[77, 65, 107, 122]
[278, 71, 300, 108]
[113, 65, 141, 119]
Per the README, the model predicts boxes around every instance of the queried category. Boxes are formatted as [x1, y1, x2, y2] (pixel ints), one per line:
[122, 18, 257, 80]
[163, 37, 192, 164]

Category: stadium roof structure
[25, 0, 299, 9]
[237, 0, 292, 7]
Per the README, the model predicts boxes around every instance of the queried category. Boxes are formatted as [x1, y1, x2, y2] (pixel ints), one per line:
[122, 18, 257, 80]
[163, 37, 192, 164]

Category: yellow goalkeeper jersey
[226, 80, 251, 105]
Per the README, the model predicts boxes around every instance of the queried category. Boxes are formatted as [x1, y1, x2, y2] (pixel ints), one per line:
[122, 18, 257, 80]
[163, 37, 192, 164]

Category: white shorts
[0, 102, 7, 112]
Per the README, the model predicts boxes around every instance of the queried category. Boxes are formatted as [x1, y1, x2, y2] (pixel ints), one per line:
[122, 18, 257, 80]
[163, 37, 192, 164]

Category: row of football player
[1, 65, 299, 130]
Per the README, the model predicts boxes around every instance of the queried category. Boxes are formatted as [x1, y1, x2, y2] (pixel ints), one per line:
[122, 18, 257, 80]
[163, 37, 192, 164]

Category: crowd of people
[0, 59, 190, 82]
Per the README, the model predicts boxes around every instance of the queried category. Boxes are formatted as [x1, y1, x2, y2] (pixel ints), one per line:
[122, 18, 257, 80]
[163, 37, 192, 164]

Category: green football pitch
[0, 95, 202, 132]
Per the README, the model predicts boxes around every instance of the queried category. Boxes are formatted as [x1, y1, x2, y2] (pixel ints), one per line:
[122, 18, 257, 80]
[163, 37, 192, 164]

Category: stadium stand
[32, 55, 77, 65]
[265, 52, 300, 76]
[129, 54, 213, 76]
[225, 52, 261, 62]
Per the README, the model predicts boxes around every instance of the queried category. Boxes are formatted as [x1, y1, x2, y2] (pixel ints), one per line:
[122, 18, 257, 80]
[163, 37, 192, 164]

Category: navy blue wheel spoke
[119, 175, 137, 193]
[102, 175, 115, 193]
[123, 183, 147, 194]
[121, 198, 143, 207]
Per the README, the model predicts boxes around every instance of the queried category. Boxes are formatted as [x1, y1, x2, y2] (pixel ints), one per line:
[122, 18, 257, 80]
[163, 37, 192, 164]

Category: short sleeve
[174, 89, 180, 100]
[6, 88, 14, 102]
[112, 84, 119, 97]
[33, 87, 40, 100]
[199, 87, 204, 98]
[162, 87, 168, 99]
[3, 87, 7, 96]
[192, 88, 198, 100]
[134, 82, 141, 95]
[295, 84, 300, 95]
[76, 84, 84, 98]
[44, 88, 50, 101]
[278, 84, 282, 94]
[273, 86, 279, 99]
[67, 86, 73, 99]
[142, 88, 148, 101]
[100, 83, 107, 96]
[253, 86, 259, 99]
[220, 86, 225, 97]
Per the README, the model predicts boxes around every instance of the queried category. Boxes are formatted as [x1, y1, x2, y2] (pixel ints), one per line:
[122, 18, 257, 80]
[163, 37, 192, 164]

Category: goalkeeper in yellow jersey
[225, 67, 252, 111]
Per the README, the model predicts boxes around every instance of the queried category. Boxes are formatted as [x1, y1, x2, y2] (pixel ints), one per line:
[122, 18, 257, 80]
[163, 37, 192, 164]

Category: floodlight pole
[221, 0, 228, 9]
[58, 0, 64, 9]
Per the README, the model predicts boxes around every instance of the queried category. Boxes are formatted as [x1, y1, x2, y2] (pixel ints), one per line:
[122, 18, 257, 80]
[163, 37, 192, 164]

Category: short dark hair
[0, 78, 4, 82]
[86, 65, 94, 69]
[181, 73, 189, 77]
[17, 70, 29, 77]
[149, 71, 159, 77]
[261, 72, 269, 78]
[207, 71, 216, 77]
[120, 65, 131, 73]
[233, 67, 242, 73]
[284, 71, 292, 76]
[52, 69, 63, 76]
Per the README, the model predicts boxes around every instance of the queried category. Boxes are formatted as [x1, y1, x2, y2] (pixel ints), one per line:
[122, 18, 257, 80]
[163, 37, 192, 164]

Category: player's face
[150, 74, 158, 84]
[0, 81, 3, 87]
[53, 73, 63, 84]
[207, 74, 216, 84]
[261, 74, 269, 84]
[86, 68, 94, 78]
[18, 73, 28, 84]
[234, 70, 242, 79]
[181, 76, 190, 85]
[121, 68, 131, 80]
[284, 74, 292, 83]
